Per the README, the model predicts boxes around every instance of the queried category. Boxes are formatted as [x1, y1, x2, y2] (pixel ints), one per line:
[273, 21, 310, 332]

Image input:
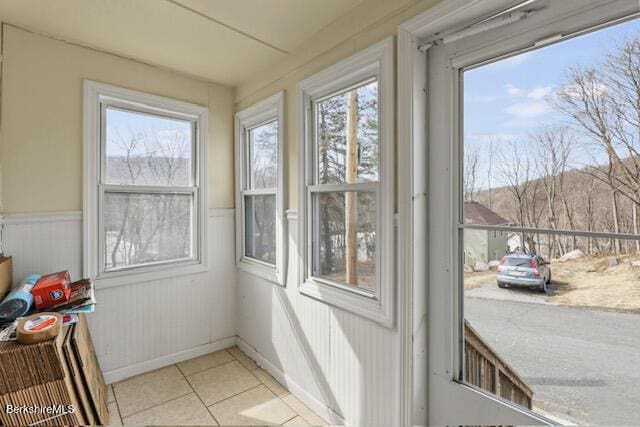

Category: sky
[464, 17, 640, 189]
[106, 107, 192, 158]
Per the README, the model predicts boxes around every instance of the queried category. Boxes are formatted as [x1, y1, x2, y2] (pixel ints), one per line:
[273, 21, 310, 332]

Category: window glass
[105, 108, 193, 186]
[312, 191, 376, 290]
[316, 81, 379, 184]
[244, 194, 276, 264]
[248, 121, 278, 190]
[104, 193, 193, 270]
[461, 16, 640, 425]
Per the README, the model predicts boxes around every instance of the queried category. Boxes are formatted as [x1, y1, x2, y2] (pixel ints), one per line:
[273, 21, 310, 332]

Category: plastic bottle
[0, 274, 41, 324]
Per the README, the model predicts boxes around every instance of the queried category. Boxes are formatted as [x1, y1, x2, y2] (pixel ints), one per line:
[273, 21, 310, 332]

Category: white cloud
[505, 83, 524, 97]
[504, 101, 547, 118]
[561, 82, 608, 99]
[527, 86, 553, 99]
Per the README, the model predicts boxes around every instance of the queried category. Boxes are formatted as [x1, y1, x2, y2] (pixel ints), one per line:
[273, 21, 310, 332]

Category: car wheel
[539, 282, 548, 293]
[498, 282, 506, 288]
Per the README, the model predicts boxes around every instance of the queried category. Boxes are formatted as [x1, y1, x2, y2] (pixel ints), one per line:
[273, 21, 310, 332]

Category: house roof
[464, 201, 511, 226]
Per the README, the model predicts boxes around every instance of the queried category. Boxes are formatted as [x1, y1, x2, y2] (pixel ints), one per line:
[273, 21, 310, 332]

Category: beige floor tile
[282, 394, 328, 426]
[106, 384, 115, 403]
[283, 415, 311, 426]
[252, 368, 289, 397]
[107, 401, 122, 426]
[208, 384, 295, 426]
[113, 365, 192, 417]
[177, 349, 235, 376]
[228, 346, 259, 370]
[186, 360, 260, 405]
[122, 393, 217, 426]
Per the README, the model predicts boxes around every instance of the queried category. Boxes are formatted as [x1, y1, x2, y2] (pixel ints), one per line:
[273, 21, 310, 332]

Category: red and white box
[32, 271, 71, 310]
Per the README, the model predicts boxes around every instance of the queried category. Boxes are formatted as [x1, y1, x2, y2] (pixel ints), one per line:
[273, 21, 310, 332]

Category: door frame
[397, 0, 639, 425]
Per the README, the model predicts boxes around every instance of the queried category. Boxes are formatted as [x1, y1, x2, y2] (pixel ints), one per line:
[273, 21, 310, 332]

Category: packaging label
[24, 314, 58, 332]
[50, 290, 63, 300]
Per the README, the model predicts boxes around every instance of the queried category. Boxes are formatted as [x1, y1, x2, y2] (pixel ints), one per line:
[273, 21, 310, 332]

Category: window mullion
[308, 182, 378, 193]
[101, 184, 196, 194]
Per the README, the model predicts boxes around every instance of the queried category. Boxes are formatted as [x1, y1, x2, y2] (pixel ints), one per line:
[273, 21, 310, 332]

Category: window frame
[297, 37, 395, 326]
[234, 91, 286, 285]
[83, 80, 209, 288]
[406, 1, 640, 424]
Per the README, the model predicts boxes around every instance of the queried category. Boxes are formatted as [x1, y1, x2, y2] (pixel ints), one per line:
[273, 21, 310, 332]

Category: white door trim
[399, 0, 640, 425]
[398, 1, 551, 425]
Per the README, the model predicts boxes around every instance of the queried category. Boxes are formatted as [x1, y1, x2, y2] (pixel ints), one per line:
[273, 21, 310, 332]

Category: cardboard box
[0, 316, 106, 426]
[72, 315, 108, 425]
[0, 256, 13, 301]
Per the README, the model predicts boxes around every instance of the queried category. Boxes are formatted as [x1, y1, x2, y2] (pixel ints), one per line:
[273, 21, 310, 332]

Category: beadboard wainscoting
[237, 210, 400, 427]
[1, 209, 237, 384]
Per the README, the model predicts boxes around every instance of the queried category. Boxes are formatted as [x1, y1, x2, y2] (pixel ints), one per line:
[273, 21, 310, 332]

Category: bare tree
[556, 35, 640, 213]
[496, 141, 536, 251]
[464, 147, 481, 202]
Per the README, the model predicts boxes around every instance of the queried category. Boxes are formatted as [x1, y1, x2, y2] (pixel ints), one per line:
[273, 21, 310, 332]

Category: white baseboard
[103, 336, 237, 384]
[236, 337, 346, 426]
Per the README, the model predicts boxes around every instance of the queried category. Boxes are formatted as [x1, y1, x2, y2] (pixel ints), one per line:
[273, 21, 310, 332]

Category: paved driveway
[465, 297, 640, 425]
[466, 279, 561, 305]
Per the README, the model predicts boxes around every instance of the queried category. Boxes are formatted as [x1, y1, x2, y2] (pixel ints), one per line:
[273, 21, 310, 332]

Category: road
[465, 296, 640, 425]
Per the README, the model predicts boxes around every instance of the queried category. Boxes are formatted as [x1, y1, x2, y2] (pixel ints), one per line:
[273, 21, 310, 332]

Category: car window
[502, 257, 531, 267]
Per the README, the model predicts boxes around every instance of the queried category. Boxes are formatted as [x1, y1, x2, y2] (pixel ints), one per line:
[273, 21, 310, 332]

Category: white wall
[237, 211, 400, 427]
[2, 209, 237, 383]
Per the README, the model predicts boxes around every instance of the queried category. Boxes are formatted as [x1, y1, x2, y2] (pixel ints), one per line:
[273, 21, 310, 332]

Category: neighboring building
[463, 201, 511, 267]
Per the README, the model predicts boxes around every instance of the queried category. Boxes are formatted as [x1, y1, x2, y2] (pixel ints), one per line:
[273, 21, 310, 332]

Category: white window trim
[297, 37, 395, 327]
[83, 80, 209, 289]
[398, 1, 639, 425]
[234, 91, 286, 285]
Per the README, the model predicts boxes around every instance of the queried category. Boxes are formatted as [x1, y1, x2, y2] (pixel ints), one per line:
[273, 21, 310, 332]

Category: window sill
[94, 261, 208, 289]
[299, 278, 393, 327]
[237, 258, 283, 286]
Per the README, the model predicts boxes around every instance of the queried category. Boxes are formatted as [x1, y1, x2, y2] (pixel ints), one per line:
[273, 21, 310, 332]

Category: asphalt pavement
[465, 295, 640, 425]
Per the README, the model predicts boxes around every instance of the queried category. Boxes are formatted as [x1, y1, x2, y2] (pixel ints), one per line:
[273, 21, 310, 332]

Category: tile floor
[107, 346, 329, 426]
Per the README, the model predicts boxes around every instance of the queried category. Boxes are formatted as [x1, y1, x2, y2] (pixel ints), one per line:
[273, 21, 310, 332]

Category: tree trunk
[612, 191, 622, 255]
[345, 90, 359, 285]
[634, 202, 640, 253]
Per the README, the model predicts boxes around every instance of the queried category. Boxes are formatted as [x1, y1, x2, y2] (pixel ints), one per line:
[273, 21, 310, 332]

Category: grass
[464, 254, 640, 312]
[550, 254, 640, 312]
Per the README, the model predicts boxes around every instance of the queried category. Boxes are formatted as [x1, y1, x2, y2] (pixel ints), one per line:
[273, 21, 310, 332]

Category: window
[298, 37, 394, 326]
[234, 92, 285, 284]
[83, 81, 208, 286]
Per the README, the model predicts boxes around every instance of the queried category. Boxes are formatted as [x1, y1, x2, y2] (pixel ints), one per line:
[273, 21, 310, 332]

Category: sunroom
[0, 0, 638, 426]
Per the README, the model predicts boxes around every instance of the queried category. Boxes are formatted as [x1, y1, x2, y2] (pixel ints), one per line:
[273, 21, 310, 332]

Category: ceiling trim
[166, 0, 289, 55]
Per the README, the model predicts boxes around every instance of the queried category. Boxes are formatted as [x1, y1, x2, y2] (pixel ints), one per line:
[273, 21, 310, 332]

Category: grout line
[206, 383, 264, 408]
[280, 413, 299, 426]
[182, 364, 221, 426]
[120, 388, 193, 420]
[110, 384, 125, 426]
[175, 349, 235, 377]
[183, 358, 240, 380]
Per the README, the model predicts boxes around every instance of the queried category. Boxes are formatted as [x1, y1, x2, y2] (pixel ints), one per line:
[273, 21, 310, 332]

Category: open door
[401, 0, 640, 425]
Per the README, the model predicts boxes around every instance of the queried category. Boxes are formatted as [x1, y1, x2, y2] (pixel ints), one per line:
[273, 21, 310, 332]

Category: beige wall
[235, 0, 442, 209]
[0, 25, 235, 213]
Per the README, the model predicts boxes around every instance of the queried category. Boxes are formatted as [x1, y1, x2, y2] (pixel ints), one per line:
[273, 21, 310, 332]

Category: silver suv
[496, 253, 551, 293]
